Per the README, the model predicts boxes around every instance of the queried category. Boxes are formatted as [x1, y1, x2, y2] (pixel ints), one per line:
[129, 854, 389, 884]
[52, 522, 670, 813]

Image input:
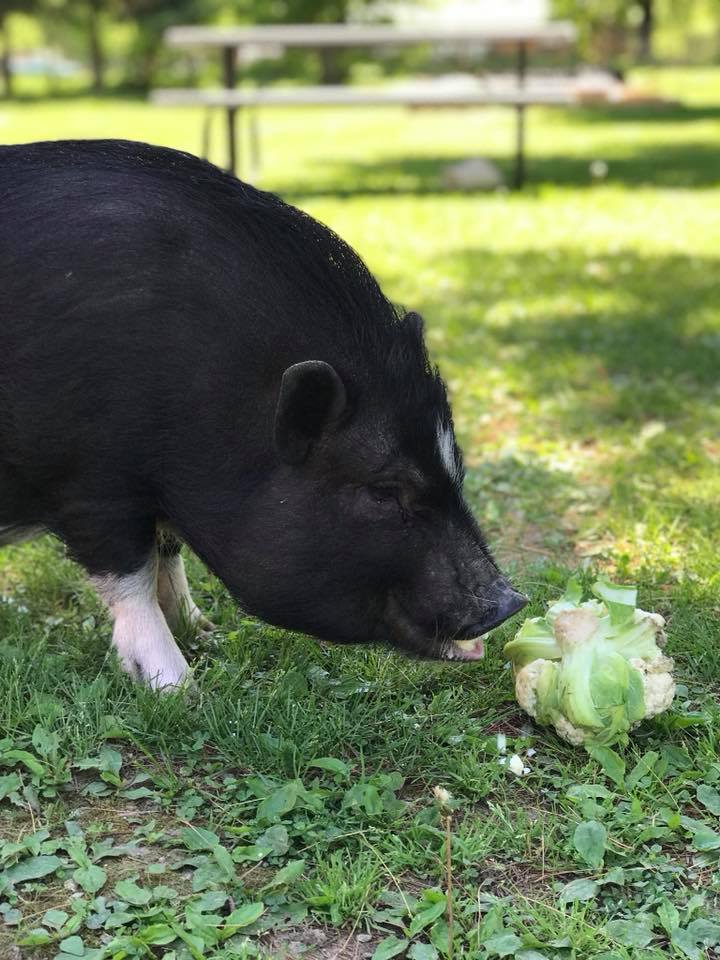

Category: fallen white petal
[508, 754, 525, 776]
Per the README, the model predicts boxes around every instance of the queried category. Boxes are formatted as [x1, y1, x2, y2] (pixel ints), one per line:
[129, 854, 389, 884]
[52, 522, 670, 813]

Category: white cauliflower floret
[554, 609, 600, 650]
[552, 715, 587, 746]
[514, 659, 587, 745]
[547, 598, 605, 623]
[514, 659, 545, 717]
[634, 608, 667, 645]
[633, 608, 666, 628]
[629, 654, 676, 718]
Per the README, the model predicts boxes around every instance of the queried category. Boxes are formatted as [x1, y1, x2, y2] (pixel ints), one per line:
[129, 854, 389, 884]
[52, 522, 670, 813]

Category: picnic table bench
[152, 21, 577, 188]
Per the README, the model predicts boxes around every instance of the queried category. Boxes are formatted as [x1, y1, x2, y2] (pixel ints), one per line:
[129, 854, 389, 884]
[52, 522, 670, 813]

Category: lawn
[1, 67, 720, 960]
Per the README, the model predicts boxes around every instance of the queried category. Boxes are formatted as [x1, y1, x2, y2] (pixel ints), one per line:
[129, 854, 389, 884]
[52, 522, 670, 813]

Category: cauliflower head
[504, 578, 675, 748]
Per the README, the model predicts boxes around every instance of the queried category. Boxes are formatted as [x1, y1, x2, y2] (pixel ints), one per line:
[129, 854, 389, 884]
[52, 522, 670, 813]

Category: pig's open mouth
[441, 593, 529, 661]
[444, 636, 487, 660]
[382, 590, 526, 662]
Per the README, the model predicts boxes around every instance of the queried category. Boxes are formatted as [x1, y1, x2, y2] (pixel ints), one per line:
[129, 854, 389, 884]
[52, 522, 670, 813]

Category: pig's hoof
[146, 663, 193, 693]
[121, 655, 192, 693]
[113, 621, 191, 692]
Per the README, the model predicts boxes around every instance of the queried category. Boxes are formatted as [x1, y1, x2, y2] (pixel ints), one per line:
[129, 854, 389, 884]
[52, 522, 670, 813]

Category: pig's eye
[356, 484, 405, 519]
[368, 484, 400, 505]
[353, 483, 414, 522]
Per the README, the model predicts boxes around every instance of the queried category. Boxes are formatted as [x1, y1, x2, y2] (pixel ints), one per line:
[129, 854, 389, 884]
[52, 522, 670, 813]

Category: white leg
[157, 552, 214, 635]
[92, 555, 190, 690]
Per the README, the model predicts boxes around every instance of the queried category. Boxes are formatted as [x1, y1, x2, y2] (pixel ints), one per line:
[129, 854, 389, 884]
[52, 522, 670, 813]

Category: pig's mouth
[381, 605, 492, 661]
[444, 636, 487, 660]
[441, 598, 528, 661]
[381, 590, 526, 662]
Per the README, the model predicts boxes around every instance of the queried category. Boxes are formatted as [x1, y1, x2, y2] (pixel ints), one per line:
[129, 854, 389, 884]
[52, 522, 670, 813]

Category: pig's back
[0, 139, 397, 368]
[0, 139, 400, 476]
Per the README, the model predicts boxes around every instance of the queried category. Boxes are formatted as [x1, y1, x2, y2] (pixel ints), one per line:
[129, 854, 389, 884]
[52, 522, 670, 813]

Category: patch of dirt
[0, 809, 27, 842]
[477, 857, 571, 901]
[485, 711, 534, 736]
[0, 928, 23, 960]
[261, 923, 381, 960]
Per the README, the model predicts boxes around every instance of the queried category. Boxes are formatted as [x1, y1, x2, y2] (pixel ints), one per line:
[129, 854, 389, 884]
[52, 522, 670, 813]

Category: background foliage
[2, 0, 720, 94]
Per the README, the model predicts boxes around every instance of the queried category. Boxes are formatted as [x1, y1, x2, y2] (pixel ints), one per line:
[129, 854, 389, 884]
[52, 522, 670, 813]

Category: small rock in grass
[442, 157, 504, 190]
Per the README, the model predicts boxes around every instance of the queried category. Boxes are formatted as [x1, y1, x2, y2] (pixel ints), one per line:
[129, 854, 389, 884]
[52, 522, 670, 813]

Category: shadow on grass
[562, 102, 720, 125]
[278, 135, 720, 196]
[514, 142, 720, 188]
[409, 246, 720, 431]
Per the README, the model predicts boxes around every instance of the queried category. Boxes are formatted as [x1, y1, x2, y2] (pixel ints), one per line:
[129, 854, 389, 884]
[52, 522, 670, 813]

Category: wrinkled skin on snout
[195, 359, 527, 661]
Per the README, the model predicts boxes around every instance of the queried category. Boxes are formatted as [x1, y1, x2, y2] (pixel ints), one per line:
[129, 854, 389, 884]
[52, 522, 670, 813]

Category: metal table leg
[222, 45, 238, 175]
[201, 108, 212, 159]
[513, 41, 528, 189]
[514, 104, 526, 189]
[248, 109, 261, 179]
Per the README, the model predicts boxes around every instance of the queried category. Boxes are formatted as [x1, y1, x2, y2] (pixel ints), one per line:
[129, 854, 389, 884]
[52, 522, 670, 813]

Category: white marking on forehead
[436, 421, 460, 482]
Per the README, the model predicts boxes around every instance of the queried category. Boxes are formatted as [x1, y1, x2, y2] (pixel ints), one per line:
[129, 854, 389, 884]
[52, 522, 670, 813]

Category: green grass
[1, 66, 720, 960]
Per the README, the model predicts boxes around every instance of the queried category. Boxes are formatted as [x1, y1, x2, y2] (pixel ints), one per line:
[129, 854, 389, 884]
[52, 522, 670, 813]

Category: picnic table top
[164, 21, 577, 50]
[152, 83, 577, 107]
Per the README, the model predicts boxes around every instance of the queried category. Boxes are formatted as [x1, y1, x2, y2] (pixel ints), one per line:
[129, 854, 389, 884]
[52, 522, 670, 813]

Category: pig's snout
[461, 578, 528, 638]
[447, 578, 527, 661]
[383, 553, 529, 660]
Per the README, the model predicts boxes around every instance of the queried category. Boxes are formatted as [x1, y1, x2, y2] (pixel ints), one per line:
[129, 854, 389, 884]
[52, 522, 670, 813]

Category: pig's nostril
[460, 588, 528, 639]
[498, 588, 528, 620]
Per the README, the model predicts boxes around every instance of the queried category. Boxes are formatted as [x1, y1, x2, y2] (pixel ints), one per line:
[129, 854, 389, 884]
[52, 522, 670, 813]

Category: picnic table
[152, 21, 577, 188]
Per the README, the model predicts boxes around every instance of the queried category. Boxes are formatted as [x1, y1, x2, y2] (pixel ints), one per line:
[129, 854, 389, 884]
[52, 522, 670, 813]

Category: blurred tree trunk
[88, 0, 105, 92]
[0, 12, 13, 98]
[136, 46, 157, 89]
[319, 47, 343, 84]
[278, 0, 353, 82]
[637, 0, 654, 61]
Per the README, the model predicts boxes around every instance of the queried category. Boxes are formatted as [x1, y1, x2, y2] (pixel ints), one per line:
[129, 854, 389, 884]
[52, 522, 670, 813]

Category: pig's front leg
[156, 533, 215, 635]
[91, 553, 190, 690]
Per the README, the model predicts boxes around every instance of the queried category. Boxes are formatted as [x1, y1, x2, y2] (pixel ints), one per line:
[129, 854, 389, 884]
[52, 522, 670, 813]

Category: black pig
[0, 139, 526, 687]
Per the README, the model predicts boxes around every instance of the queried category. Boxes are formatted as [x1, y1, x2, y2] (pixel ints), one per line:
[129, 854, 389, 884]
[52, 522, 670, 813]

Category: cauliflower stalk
[504, 578, 675, 748]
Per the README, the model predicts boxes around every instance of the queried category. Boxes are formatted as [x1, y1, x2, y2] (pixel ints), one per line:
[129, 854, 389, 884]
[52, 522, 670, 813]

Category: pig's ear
[405, 311, 424, 339]
[274, 360, 347, 464]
